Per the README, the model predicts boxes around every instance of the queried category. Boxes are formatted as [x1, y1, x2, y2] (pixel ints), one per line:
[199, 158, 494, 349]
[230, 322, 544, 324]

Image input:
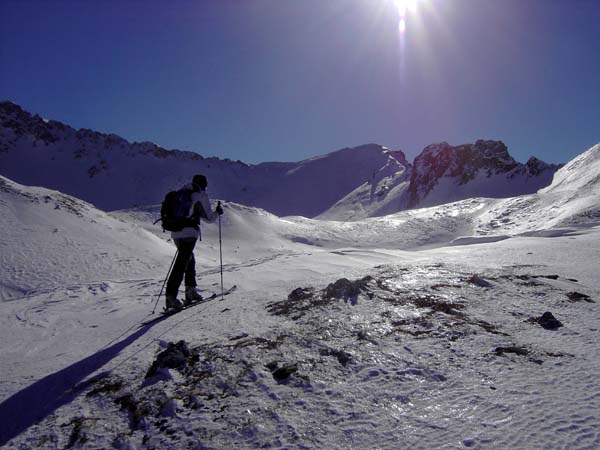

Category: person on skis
[165, 174, 223, 310]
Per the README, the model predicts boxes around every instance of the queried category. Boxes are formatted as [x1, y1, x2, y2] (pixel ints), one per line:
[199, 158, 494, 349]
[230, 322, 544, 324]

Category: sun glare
[395, 0, 420, 35]
[396, 0, 419, 17]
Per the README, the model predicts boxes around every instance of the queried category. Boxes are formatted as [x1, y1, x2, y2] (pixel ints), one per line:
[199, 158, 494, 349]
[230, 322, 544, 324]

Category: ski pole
[152, 250, 178, 314]
[218, 202, 224, 301]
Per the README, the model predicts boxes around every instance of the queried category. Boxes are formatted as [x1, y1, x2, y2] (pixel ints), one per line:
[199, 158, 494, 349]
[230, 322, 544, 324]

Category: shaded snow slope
[317, 150, 412, 220]
[0, 176, 173, 301]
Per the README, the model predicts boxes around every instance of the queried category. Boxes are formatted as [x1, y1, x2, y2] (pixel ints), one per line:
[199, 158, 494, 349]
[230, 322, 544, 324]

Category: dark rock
[566, 292, 594, 303]
[324, 276, 374, 300]
[528, 312, 563, 330]
[85, 378, 124, 397]
[288, 287, 315, 302]
[494, 346, 529, 356]
[265, 361, 279, 371]
[537, 274, 559, 280]
[269, 363, 298, 383]
[320, 348, 353, 367]
[145, 341, 196, 378]
[467, 274, 492, 288]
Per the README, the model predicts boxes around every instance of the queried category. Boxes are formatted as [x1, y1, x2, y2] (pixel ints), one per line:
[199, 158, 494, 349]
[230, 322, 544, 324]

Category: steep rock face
[407, 140, 560, 209]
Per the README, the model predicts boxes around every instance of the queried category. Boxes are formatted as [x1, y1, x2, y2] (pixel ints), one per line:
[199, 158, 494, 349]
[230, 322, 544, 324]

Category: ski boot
[184, 287, 204, 306]
[166, 295, 183, 311]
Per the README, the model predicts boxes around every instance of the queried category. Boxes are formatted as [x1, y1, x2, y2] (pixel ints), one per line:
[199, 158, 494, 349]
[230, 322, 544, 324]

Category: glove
[216, 202, 224, 215]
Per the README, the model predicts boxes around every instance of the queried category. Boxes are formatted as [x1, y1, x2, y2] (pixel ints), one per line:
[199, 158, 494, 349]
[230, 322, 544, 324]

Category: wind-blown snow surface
[0, 176, 173, 301]
[1, 145, 599, 449]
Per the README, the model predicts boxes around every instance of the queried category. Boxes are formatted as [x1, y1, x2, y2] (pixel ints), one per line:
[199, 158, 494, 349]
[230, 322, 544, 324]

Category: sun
[394, 0, 421, 34]
[396, 0, 419, 17]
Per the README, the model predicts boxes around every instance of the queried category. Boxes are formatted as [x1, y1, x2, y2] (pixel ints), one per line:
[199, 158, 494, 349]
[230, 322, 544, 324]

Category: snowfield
[1, 144, 599, 449]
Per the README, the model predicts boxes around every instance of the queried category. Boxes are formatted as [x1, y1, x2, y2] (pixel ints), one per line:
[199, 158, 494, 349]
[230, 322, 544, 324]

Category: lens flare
[394, 0, 421, 83]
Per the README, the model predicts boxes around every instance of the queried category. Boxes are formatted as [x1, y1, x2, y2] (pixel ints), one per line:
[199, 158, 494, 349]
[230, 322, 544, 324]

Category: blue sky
[1, 0, 599, 164]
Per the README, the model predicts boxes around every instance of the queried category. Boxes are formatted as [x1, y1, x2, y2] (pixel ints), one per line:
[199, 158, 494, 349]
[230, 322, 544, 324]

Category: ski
[140, 285, 237, 327]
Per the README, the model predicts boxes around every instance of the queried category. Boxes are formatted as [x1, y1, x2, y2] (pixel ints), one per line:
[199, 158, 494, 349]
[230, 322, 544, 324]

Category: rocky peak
[1, 101, 69, 145]
[407, 140, 555, 208]
[525, 156, 561, 176]
[387, 149, 410, 168]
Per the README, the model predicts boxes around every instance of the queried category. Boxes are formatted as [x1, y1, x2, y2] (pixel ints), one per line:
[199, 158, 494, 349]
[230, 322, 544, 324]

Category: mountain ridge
[1, 101, 560, 218]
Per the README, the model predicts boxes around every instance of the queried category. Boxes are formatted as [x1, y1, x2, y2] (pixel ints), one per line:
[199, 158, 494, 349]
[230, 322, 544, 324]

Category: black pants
[166, 238, 197, 297]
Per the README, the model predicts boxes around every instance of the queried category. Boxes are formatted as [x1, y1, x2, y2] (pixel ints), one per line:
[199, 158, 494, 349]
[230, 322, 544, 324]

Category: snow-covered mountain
[0, 101, 407, 217]
[1, 143, 599, 449]
[407, 140, 559, 209]
[1, 102, 559, 219]
[320, 140, 560, 220]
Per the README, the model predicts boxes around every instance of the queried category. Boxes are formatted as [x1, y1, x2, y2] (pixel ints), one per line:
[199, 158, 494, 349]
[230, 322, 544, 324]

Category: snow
[0, 143, 599, 449]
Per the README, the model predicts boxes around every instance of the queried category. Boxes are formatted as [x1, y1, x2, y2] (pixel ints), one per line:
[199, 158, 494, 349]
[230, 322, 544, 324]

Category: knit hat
[192, 174, 207, 190]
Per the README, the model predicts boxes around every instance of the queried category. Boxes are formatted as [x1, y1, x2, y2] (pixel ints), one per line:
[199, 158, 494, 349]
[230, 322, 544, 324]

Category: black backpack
[157, 188, 200, 232]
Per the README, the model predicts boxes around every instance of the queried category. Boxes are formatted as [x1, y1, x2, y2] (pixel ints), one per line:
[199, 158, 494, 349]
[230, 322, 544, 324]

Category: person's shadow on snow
[0, 320, 163, 446]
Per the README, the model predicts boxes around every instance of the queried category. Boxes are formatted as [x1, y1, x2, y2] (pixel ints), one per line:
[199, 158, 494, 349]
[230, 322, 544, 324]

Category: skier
[165, 174, 223, 310]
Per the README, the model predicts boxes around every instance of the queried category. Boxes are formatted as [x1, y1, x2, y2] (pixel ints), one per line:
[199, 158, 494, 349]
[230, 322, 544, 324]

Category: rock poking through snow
[528, 312, 564, 330]
[323, 276, 374, 301]
[145, 341, 198, 379]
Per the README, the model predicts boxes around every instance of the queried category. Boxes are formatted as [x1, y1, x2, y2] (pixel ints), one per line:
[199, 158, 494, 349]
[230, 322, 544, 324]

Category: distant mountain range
[0, 101, 561, 218]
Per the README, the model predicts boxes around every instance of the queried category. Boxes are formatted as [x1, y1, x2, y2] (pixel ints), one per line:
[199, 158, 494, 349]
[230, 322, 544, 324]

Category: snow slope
[473, 144, 600, 236]
[0, 176, 173, 301]
[0, 144, 598, 449]
[317, 150, 412, 221]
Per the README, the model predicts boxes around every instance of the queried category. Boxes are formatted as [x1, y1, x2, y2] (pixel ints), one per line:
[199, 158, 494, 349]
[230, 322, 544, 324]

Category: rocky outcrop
[406, 140, 560, 208]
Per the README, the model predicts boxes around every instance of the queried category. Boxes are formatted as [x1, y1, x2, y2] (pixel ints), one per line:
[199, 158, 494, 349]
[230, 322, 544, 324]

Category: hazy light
[395, 0, 420, 33]
[396, 0, 419, 18]
[393, 0, 422, 82]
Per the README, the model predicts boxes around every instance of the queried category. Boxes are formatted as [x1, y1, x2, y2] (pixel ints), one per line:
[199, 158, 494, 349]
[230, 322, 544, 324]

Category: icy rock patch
[267, 276, 375, 318]
[323, 276, 375, 301]
[145, 340, 198, 379]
